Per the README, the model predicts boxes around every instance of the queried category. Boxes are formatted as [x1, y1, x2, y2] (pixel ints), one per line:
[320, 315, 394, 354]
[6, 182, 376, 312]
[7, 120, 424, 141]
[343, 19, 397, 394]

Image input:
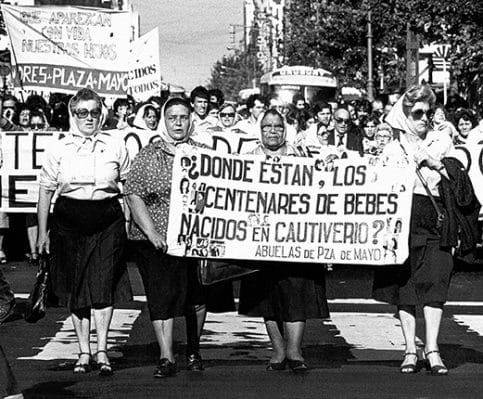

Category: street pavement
[1, 259, 483, 398]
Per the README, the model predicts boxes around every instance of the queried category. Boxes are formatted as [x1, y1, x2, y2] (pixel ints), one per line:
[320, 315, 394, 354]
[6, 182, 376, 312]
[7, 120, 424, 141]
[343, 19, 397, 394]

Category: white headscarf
[67, 94, 107, 137]
[132, 103, 159, 131]
[156, 97, 194, 151]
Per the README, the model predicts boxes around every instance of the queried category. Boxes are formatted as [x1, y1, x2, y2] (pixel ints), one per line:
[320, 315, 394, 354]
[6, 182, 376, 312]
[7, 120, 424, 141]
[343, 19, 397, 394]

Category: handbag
[198, 259, 258, 286]
[24, 254, 53, 323]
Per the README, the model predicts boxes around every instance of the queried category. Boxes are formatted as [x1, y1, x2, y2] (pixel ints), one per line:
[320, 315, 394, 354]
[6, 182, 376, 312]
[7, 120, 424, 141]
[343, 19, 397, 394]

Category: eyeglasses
[74, 108, 102, 119]
[30, 123, 45, 129]
[334, 117, 350, 124]
[410, 109, 432, 120]
[167, 115, 190, 123]
[261, 124, 284, 133]
[220, 112, 235, 118]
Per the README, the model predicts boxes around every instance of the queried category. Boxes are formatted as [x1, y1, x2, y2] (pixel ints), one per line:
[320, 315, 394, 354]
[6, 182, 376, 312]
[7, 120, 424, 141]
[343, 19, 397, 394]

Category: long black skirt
[134, 241, 235, 321]
[50, 196, 132, 311]
[372, 194, 454, 306]
[238, 262, 330, 322]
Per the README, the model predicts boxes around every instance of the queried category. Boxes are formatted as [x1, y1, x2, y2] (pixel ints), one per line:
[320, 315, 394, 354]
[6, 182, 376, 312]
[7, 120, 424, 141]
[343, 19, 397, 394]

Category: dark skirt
[50, 196, 132, 311]
[238, 262, 330, 322]
[134, 241, 235, 321]
[372, 194, 454, 306]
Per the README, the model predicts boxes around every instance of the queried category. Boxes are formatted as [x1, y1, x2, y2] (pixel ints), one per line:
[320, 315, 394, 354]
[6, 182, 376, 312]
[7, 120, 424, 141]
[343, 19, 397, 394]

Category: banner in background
[167, 146, 416, 265]
[0, 129, 158, 212]
[127, 28, 161, 102]
[2, 5, 131, 96]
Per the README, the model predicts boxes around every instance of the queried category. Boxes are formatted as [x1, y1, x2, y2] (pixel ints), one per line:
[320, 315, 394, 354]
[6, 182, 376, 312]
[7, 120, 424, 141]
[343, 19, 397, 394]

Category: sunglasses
[334, 117, 350, 124]
[30, 123, 45, 129]
[410, 109, 433, 120]
[220, 112, 235, 118]
[74, 108, 102, 119]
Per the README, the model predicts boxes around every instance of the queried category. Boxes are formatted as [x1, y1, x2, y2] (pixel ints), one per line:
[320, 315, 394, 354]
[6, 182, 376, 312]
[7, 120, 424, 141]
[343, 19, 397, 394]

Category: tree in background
[283, 0, 483, 105]
[208, 49, 263, 102]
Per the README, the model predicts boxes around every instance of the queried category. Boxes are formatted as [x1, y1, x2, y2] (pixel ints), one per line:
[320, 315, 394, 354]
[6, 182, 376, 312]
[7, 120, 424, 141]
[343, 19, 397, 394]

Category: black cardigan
[438, 157, 481, 254]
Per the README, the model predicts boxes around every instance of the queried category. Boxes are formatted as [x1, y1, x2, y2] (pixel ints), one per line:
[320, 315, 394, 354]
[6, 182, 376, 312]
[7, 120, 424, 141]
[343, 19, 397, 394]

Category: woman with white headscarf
[125, 97, 233, 378]
[37, 88, 132, 376]
[373, 85, 480, 376]
[132, 103, 159, 131]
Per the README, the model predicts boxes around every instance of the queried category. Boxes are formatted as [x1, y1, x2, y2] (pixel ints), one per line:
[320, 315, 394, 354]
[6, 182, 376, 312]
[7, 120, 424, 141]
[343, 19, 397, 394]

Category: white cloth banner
[167, 146, 416, 265]
[0, 128, 157, 212]
[128, 28, 161, 102]
[2, 5, 131, 96]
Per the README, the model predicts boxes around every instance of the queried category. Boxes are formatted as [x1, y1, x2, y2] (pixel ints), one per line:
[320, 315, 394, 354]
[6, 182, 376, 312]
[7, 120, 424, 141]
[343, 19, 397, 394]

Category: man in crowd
[326, 107, 363, 154]
[190, 86, 212, 132]
[234, 94, 266, 137]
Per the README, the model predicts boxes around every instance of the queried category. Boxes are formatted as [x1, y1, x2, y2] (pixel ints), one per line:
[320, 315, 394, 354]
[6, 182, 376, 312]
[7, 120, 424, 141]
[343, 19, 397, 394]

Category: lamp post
[366, 10, 374, 101]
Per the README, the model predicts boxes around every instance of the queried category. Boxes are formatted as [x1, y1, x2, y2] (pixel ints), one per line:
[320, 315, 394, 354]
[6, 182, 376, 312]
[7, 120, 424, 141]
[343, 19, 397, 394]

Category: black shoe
[186, 353, 203, 371]
[0, 301, 15, 324]
[94, 350, 113, 377]
[73, 352, 92, 374]
[154, 358, 177, 378]
[287, 359, 309, 374]
[400, 352, 418, 374]
[266, 359, 287, 371]
[424, 350, 448, 376]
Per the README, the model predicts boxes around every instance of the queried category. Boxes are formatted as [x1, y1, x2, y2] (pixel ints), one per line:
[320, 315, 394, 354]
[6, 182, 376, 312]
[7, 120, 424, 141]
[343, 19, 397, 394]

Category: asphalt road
[1, 260, 483, 399]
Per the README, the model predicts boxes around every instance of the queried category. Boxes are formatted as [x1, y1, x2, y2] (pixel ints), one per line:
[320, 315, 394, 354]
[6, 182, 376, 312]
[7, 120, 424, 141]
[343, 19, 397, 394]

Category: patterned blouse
[124, 138, 198, 241]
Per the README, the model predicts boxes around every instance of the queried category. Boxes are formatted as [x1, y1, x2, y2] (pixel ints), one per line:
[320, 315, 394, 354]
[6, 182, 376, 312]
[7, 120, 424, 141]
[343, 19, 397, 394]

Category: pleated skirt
[49, 196, 132, 311]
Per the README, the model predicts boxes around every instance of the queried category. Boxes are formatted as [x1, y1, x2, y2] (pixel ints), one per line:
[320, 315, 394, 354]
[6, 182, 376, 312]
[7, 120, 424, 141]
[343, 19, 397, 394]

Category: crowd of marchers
[0, 83, 482, 380]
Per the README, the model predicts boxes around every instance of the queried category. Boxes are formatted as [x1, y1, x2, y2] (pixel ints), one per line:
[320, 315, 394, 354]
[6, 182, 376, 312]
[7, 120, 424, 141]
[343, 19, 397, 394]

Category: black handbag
[24, 255, 53, 323]
[198, 259, 258, 286]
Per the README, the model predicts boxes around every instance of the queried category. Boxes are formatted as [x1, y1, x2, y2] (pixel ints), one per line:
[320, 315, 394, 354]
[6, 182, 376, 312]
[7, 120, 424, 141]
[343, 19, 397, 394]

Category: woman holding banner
[239, 109, 329, 373]
[125, 97, 233, 379]
[373, 85, 479, 376]
[37, 88, 132, 376]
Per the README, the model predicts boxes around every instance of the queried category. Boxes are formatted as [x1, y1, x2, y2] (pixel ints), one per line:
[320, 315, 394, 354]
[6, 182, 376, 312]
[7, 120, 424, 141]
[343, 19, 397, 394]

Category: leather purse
[24, 255, 56, 323]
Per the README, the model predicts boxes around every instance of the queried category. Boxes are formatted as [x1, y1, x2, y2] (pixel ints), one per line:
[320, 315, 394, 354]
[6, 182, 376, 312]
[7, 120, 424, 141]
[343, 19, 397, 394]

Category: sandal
[28, 252, 39, 266]
[423, 350, 448, 376]
[73, 352, 92, 374]
[0, 251, 7, 264]
[400, 352, 418, 374]
[95, 350, 113, 377]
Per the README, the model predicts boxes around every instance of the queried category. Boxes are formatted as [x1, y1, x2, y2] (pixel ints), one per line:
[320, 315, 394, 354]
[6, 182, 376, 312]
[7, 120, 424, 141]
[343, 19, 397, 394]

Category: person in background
[132, 103, 160, 131]
[190, 86, 211, 131]
[373, 122, 394, 153]
[15, 104, 31, 129]
[2, 94, 18, 124]
[292, 93, 306, 111]
[453, 108, 477, 145]
[239, 109, 329, 373]
[430, 104, 458, 142]
[37, 88, 132, 376]
[325, 107, 363, 153]
[234, 94, 266, 137]
[208, 88, 224, 108]
[104, 98, 130, 130]
[361, 115, 380, 154]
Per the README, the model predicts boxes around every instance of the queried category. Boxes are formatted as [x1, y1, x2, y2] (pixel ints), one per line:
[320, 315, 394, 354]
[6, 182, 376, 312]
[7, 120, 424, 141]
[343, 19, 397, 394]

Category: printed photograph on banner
[166, 145, 416, 266]
[2, 5, 131, 96]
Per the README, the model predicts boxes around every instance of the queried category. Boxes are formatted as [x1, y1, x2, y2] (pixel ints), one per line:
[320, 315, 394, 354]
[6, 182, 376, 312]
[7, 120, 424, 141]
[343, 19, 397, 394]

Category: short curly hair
[402, 85, 436, 117]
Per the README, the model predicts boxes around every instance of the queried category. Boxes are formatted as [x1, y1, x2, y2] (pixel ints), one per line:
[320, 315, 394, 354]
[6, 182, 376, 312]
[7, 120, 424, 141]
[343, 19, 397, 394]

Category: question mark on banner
[372, 220, 384, 244]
